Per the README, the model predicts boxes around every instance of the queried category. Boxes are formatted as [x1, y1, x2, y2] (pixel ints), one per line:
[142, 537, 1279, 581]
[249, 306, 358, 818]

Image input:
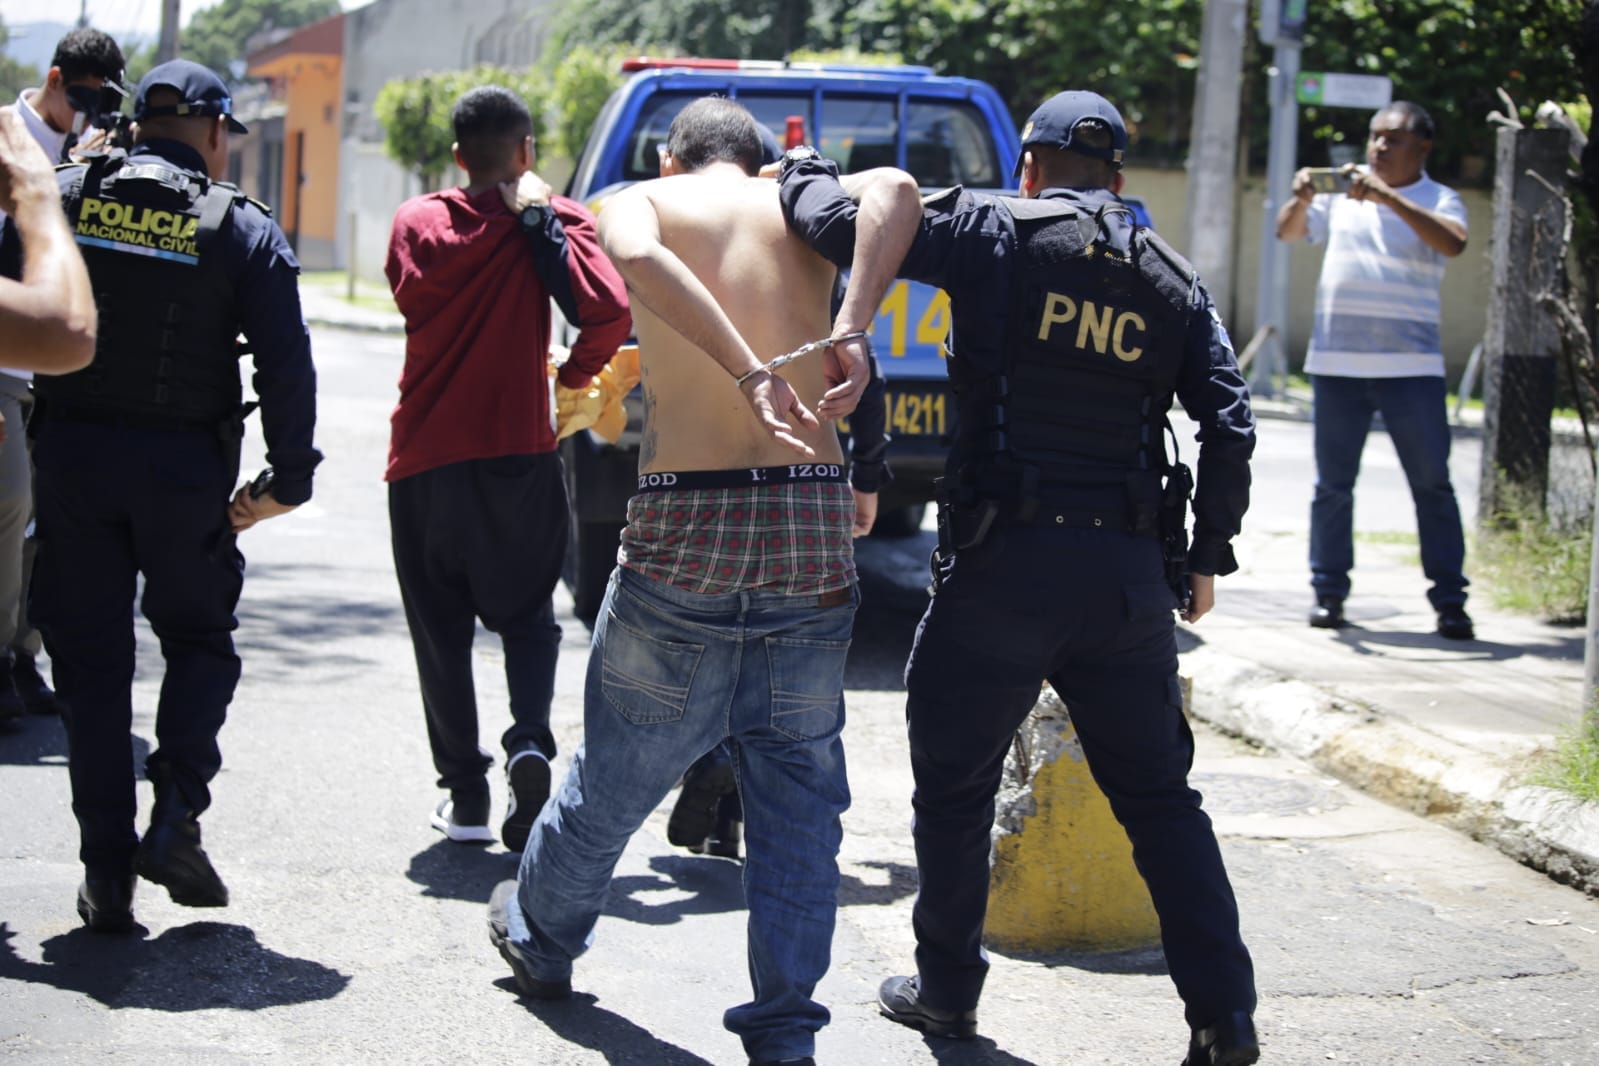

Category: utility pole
[77, 1, 88, 29]
[1183, 0, 1248, 321]
[1248, 0, 1308, 399]
[156, 0, 182, 64]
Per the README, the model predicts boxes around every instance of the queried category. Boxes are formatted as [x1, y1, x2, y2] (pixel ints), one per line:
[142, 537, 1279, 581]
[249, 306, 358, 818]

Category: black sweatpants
[389, 452, 567, 796]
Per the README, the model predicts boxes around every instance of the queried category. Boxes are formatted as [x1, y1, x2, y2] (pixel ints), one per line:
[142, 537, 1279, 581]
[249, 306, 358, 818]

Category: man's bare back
[602, 170, 842, 472]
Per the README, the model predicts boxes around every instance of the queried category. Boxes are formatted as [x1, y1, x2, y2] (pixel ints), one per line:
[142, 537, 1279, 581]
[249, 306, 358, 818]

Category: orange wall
[260, 56, 342, 247]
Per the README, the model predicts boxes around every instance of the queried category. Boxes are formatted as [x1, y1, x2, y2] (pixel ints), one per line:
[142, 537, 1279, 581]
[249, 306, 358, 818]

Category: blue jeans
[1309, 374, 1468, 609]
[505, 566, 855, 1062]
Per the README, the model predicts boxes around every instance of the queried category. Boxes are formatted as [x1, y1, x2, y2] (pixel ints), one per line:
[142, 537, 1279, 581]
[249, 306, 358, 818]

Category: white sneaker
[430, 795, 494, 844]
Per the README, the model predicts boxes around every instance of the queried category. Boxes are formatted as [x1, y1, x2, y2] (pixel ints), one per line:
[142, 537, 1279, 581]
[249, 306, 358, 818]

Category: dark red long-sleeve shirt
[384, 186, 630, 482]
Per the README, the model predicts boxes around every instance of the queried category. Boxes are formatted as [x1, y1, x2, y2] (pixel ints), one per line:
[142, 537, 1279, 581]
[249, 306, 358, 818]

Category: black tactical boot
[136, 785, 228, 908]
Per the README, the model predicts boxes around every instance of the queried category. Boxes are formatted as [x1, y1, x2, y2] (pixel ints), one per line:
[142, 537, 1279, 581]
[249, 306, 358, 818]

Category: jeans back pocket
[765, 635, 851, 741]
[601, 610, 706, 725]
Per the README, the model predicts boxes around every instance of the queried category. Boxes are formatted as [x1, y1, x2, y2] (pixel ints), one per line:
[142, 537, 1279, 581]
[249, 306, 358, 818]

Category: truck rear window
[618, 90, 1004, 189]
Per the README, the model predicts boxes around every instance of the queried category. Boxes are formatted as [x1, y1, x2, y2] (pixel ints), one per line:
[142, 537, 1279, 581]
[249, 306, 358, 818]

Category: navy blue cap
[1013, 90, 1126, 176]
[134, 60, 248, 134]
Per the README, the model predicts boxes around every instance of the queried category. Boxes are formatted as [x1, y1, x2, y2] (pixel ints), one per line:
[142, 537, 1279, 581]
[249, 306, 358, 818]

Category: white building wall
[335, 0, 563, 279]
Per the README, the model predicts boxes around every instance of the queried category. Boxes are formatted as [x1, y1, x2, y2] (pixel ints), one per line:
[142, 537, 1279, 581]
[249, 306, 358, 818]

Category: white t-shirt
[2, 88, 73, 383]
[1302, 168, 1468, 379]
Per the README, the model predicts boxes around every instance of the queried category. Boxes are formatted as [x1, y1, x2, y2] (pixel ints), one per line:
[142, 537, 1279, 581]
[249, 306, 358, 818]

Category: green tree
[1287, 0, 1587, 178]
[543, 0, 1587, 178]
[552, 0, 816, 60]
[181, 0, 339, 82]
[546, 46, 629, 160]
[0, 15, 41, 101]
[374, 66, 547, 192]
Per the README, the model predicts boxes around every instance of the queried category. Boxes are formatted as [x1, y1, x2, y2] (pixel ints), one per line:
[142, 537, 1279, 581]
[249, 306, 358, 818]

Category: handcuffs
[734, 330, 871, 388]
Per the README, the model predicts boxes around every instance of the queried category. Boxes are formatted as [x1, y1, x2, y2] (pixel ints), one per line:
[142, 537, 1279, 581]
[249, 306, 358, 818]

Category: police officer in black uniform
[778, 91, 1259, 1064]
[21, 60, 322, 932]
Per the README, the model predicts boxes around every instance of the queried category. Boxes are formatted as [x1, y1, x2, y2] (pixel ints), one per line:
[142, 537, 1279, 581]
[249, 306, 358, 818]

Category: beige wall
[1129, 166, 1492, 382]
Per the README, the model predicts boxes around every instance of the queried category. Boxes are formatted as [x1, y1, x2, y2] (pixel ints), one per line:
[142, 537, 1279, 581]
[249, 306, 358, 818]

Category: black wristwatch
[519, 202, 550, 230]
[779, 145, 823, 178]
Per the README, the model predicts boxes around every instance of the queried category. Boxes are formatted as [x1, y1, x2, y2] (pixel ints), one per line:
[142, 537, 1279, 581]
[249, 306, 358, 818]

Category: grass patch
[1526, 727, 1599, 803]
[1475, 498, 1591, 624]
[300, 270, 398, 314]
[1354, 530, 1418, 546]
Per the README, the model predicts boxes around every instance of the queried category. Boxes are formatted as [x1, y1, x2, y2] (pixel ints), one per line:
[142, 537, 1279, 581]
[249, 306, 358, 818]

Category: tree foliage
[0, 16, 41, 103]
[1285, 0, 1588, 176]
[547, 46, 631, 160]
[373, 66, 547, 192]
[181, 0, 339, 82]
[545, 0, 1587, 180]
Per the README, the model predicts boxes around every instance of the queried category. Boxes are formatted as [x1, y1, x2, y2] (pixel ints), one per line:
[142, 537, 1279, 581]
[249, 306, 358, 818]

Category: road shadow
[923, 1034, 1044, 1065]
[0, 920, 348, 1008]
[491, 985, 717, 1064]
[0, 716, 147, 770]
[991, 939, 1168, 980]
[1331, 626, 1579, 663]
[234, 562, 405, 680]
[605, 853, 745, 926]
[405, 838, 518, 902]
[838, 859, 919, 907]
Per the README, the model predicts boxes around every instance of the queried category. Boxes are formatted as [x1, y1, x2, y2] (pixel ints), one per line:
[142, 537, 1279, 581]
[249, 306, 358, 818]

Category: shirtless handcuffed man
[487, 96, 921, 1066]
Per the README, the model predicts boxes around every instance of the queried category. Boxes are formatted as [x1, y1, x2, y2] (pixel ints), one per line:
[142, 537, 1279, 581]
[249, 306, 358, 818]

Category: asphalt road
[3, 325, 1598, 1064]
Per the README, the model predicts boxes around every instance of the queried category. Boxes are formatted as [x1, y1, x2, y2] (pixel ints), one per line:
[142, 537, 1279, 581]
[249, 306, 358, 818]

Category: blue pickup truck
[557, 57, 1023, 618]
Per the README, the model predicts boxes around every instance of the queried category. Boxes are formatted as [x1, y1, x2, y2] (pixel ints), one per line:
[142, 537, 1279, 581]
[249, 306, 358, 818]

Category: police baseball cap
[134, 59, 248, 134]
[1013, 90, 1127, 176]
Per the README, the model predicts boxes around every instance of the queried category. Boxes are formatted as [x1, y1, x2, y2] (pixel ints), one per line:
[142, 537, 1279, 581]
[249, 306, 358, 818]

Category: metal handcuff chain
[734, 330, 871, 387]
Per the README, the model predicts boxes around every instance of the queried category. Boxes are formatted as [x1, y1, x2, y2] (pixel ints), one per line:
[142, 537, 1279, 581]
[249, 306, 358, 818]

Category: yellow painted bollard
[985, 687, 1161, 953]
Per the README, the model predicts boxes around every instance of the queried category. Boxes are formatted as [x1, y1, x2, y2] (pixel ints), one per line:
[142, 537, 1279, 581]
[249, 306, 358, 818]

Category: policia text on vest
[75, 195, 201, 263]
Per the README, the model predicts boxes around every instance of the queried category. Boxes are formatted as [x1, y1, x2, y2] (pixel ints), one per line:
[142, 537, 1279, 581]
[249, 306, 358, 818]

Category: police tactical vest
[976, 194, 1195, 490]
[37, 152, 244, 424]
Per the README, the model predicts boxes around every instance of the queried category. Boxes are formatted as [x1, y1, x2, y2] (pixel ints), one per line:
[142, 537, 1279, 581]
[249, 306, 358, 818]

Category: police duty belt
[735, 331, 870, 387]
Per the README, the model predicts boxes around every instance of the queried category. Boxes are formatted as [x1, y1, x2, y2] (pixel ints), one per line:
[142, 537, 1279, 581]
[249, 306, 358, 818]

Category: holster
[1159, 462, 1195, 611]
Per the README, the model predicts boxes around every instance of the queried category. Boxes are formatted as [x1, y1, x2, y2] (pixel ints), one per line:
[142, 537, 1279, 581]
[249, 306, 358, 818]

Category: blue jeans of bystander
[504, 565, 856, 1063]
[1309, 374, 1468, 608]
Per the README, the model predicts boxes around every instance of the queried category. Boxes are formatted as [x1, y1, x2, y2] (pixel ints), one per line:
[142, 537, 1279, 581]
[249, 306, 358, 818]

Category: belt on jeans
[816, 586, 851, 607]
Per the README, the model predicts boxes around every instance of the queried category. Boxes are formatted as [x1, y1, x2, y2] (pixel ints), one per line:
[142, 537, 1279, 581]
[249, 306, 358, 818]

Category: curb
[1182, 644, 1599, 898]
[302, 310, 406, 336]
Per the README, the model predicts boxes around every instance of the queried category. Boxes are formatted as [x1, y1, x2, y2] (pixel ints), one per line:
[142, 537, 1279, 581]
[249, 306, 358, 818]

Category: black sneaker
[688, 791, 742, 860]
[14, 653, 63, 715]
[1182, 1010, 1260, 1066]
[668, 756, 737, 849]
[877, 975, 977, 1040]
[1436, 604, 1475, 640]
[501, 750, 551, 855]
[487, 879, 572, 1000]
[432, 792, 494, 844]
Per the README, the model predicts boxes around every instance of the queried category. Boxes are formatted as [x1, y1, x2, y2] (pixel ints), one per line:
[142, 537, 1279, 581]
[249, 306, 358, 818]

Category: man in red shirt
[385, 86, 630, 852]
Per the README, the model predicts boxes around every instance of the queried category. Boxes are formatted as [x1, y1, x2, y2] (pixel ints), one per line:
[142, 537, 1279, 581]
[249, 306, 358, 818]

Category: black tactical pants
[32, 418, 243, 878]
[902, 517, 1256, 1028]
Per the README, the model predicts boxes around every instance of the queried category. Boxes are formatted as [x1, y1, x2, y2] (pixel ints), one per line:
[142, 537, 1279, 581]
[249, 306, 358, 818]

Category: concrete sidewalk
[297, 276, 1599, 899]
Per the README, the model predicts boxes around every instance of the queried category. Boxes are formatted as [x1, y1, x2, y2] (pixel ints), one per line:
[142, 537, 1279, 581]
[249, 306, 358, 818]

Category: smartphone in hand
[1306, 167, 1353, 194]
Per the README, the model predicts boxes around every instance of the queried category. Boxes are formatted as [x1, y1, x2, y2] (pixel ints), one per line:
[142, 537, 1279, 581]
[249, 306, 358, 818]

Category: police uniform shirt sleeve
[537, 195, 631, 389]
[848, 348, 891, 493]
[229, 201, 322, 505]
[1175, 284, 1255, 577]
[777, 156, 1003, 295]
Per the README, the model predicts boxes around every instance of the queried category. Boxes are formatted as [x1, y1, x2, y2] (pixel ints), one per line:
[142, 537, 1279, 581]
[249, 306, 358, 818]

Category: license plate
[884, 389, 948, 438]
[839, 388, 948, 439]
